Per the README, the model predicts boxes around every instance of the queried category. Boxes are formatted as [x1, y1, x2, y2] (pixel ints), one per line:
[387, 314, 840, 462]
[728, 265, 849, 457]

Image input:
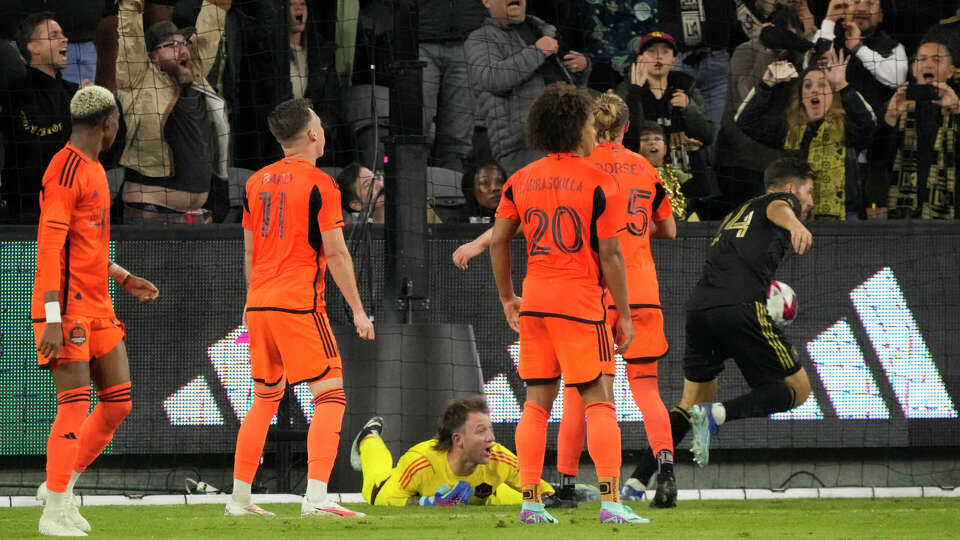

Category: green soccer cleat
[599, 501, 650, 524]
[349, 416, 384, 472]
[520, 502, 559, 524]
[689, 403, 720, 468]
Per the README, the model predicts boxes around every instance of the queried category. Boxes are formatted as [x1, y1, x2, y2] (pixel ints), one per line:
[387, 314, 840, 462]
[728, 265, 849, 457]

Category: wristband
[44, 301, 61, 324]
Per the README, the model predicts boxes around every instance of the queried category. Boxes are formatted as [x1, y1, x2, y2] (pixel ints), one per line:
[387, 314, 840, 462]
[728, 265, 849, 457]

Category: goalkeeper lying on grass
[351, 396, 563, 507]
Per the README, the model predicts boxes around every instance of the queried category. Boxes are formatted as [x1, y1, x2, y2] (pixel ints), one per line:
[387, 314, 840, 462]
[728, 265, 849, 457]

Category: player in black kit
[624, 157, 815, 491]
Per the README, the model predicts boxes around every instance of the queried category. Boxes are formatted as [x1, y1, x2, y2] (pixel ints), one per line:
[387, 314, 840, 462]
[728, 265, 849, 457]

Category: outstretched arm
[767, 199, 812, 255]
[490, 217, 522, 332]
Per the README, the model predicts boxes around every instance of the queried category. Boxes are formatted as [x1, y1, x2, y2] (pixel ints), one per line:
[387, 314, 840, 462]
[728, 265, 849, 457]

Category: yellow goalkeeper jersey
[370, 439, 553, 506]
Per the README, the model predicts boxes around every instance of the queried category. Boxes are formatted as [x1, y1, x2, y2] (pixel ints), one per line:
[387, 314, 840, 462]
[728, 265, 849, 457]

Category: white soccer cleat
[301, 499, 367, 518]
[37, 482, 91, 533]
[38, 508, 87, 537]
[224, 499, 276, 517]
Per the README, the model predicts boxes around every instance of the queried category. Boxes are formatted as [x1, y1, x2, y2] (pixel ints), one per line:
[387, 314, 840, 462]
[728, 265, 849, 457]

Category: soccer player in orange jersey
[226, 98, 375, 519]
[556, 92, 680, 510]
[33, 85, 160, 537]
[489, 82, 647, 525]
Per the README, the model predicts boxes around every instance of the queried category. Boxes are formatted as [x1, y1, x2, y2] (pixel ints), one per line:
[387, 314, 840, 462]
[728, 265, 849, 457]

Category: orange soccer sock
[585, 401, 621, 502]
[629, 376, 673, 456]
[556, 386, 585, 477]
[307, 387, 346, 483]
[233, 386, 283, 484]
[47, 386, 91, 492]
[74, 382, 132, 473]
[516, 401, 550, 493]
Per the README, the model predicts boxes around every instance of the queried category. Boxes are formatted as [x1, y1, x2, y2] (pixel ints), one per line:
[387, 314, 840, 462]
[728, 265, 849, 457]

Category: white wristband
[109, 262, 131, 285]
[44, 301, 61, 324]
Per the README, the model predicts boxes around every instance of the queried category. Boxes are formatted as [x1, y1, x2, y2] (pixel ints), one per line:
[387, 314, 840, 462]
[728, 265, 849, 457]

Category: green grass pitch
[2, 498, 958, 539]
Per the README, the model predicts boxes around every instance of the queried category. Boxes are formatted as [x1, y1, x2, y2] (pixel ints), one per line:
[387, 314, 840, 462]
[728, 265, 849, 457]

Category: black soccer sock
[559, 474, 577, 489]
[630, 407, 690, 483]
[722, 380, 795, 422]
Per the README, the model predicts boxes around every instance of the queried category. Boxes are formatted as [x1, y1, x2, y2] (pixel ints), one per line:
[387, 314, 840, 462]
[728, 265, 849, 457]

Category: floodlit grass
[1, 498, 958, 539]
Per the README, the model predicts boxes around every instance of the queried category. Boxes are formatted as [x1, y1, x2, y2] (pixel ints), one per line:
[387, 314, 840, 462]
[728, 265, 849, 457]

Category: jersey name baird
[516, 177, 583, 193]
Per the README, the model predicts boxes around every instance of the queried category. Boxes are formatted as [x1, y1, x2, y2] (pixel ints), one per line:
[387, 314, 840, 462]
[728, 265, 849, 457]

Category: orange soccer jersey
[31, 143, 115, 321]
[588, 143, 672, 309]
[495, 153, 626, 323]
[241, 158, 344, 311]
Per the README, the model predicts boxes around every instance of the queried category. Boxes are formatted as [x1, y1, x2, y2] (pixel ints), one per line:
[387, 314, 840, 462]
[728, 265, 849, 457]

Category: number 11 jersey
[687, 192, 800, 311]
[496, 153, 625, 323]
[242, 158, 344, 312]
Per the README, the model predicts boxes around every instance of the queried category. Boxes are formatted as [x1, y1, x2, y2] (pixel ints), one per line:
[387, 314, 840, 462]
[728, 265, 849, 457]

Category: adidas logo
[61, 432, 77, 440]
[484, 267, 958, 423]
[160, 268, 957, 427]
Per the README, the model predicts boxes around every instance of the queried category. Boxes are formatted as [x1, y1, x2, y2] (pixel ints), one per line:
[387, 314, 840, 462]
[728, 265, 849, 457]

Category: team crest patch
[69, 326, 87, 345]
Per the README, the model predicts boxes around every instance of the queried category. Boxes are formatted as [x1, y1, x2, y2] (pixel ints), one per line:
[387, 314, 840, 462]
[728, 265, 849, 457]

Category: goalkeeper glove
[419, 481, 473, 506]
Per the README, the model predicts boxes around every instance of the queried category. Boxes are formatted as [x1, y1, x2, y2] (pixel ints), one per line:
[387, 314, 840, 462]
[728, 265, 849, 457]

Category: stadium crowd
[2, 0, 960, 225]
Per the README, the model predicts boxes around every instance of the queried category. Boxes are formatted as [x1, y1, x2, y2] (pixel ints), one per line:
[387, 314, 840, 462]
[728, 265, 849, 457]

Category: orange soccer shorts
[608, 307, 669, 379]
[518, 316, 615, 386]
[34, 316, 126, 368]
[245, 309, 342, 385]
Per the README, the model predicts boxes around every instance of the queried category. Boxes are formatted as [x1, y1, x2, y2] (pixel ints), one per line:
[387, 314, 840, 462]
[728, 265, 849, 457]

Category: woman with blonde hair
[554, 90, 680, 509]
[736, 50, 876, 219]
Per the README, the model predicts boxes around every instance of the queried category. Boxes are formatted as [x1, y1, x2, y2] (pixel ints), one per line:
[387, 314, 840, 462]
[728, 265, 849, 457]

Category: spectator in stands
[580, 0, 661, 91]
[810, 0, 907, 112]
[116, 0, 231, 224]
[419, 0, 487, 172]
[616, 31, 715, 211]
[231, 0, 346, 171]
[0, 13, 75, 224]
[737, 49, 876, 219]
[876, 38, 960, 219]
[0, 1, 106, 86]
[458, 160, 505, 223]
[715, 5, 812, 219]
[465, 0, 590, 175]
[636, 121, 693, 221]
[337, 162, 384, 225]
[661, 1, 744, 164]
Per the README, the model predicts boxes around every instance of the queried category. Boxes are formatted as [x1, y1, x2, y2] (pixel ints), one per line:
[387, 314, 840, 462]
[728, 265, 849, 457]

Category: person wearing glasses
[115, 0, 231, 224]
[1, 13, 75, 224]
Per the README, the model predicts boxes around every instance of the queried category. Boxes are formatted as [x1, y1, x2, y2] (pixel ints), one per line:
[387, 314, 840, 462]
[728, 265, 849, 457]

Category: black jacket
[417, 0, 487, 42]
[0, 67, 75, 223]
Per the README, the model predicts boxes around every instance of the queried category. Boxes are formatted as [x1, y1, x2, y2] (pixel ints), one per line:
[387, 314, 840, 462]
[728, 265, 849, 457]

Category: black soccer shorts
[682, 302, 801, 387]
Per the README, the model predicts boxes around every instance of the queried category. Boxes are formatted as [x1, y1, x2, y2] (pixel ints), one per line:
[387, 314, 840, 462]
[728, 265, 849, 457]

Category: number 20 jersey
[496, 153, 626, 323]
[687, 192, 800, 311]
[242, 158, 344, 312]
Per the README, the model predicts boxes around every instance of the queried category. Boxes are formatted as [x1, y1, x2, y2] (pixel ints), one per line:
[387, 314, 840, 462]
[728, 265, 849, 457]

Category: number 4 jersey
[687, 192, 801, 311]
[496, 153, 626, 323]
[242, 158, 344, 311]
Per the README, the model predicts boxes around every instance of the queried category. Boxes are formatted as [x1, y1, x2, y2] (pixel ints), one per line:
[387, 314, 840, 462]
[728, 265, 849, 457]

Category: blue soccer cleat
[598, 501, 650, 524]
[520, 502, 559, 524]
[620, 478, 647, 502]
[689, 403, 720, 468]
